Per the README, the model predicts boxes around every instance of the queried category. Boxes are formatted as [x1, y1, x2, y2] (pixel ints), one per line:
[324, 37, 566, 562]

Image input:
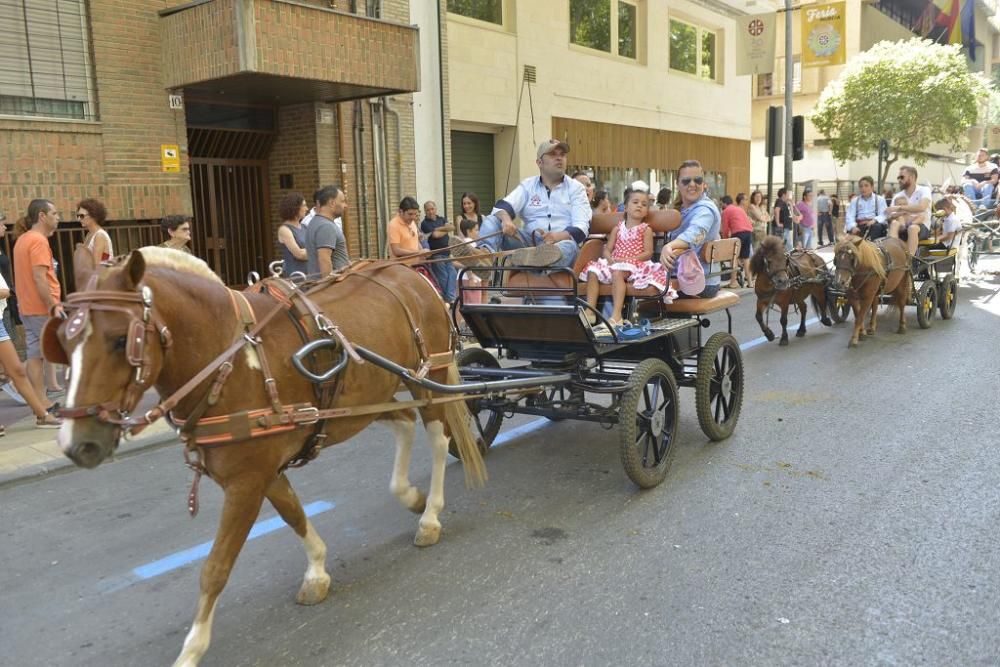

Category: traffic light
[792, 115, 804, 161]
[766, 106, 783, 158]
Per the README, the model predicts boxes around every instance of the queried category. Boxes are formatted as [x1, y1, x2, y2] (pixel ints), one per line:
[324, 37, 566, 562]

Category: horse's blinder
[57, 283, 172, 428]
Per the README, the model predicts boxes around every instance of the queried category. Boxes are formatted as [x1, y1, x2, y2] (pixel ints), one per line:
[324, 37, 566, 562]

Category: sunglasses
[76, 213, 87, 220]
[896, 176, 905, 181]
[680, 176, 705, 186]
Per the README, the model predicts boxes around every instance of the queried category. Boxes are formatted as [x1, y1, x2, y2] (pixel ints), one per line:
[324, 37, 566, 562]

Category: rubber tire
[619, 359, 679, 489]
[829, 292, 851, 324]
[448, 347, 504, 459]
[695, 332, 744, 441]
[939, 278, 958, 320]
[968, 241, 979, 273]
[916, 282, 937, 330]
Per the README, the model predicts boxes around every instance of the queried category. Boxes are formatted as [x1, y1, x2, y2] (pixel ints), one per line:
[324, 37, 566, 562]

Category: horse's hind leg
[795, 298, 808, 337]
[815, 287, 833, 326]
[755, 297, 775, 341]
[779, 302, 790, 345]
[173, 481, 267, 667]
[379, 407, 427, 514]
[413, 402, 450, 547]
[867, 296, 879, 336]
[264, 473, 331, 606]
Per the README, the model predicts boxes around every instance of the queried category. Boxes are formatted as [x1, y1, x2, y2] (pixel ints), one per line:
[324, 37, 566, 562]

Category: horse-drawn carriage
[964, 208, 1000, 273]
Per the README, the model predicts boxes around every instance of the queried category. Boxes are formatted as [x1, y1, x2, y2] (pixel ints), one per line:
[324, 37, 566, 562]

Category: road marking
[491, 417, 551, 448]
[739, 317, 821, 352]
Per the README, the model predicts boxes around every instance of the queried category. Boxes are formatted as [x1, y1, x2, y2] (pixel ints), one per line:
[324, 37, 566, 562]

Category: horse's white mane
[138, 246, 224, 284]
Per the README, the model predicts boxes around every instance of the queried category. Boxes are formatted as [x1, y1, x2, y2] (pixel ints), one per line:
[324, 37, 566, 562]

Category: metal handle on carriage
[291, 339, 349, 383]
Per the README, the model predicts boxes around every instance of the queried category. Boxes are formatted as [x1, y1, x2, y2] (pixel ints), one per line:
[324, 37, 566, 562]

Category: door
[189, 159, 271, 285]
[451, 131, 495, 217]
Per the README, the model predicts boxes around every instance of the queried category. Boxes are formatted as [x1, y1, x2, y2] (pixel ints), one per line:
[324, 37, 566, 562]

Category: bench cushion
[656, 290, 740, 315]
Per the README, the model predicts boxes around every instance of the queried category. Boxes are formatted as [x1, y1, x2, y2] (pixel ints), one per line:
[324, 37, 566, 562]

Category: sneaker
[36, 413, 62, 429]
[509, 244, 562, 268]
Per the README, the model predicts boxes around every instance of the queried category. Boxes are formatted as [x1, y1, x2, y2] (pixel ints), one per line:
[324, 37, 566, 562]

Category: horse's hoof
[765, 331, 775, 341]
[849, 340, 858, 348]
[866, 328, 875, 336]
[296, 573, 331, 606]
[414, 524, 441, 547]
[795, 330, 806, 338]
[897, 327, 906, 334]
[821, 318, 833, 327]
[407, 491, 427, 514]
[779, 338, 789, 346]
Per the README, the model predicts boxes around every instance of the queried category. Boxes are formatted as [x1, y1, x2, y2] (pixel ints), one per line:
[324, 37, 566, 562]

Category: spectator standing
[77, 198, 113, 263]
[276, 192, 309, 276]
[12, 199, 64, 406]
[159, 214, 193, 253]
[305, 185, 350, 275]
[816, 190, 834, 245]
[773, 188, 794, 250]
[388, 196, 424, 260]
[420, 200, 458, 304]
[746, 190, 769, 252]
[721, 194, 754, 288]
[829, 194, 841, 238]
[454, 192, 484, 229]
[795, 190, 816, 249]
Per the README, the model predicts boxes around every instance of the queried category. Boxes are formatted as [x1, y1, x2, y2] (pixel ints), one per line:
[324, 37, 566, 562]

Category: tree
[811, 38, 989, 186]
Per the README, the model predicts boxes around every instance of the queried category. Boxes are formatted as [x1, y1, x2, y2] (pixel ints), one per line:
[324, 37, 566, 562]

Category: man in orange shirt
[388, 197, 423, 261]
[14, 199, 64, 402]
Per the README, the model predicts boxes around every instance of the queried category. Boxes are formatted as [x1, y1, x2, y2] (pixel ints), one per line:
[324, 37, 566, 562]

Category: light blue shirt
[845, 193, 886, 232]
[671, 195, 722, 287]
[490, 175, 591, 242]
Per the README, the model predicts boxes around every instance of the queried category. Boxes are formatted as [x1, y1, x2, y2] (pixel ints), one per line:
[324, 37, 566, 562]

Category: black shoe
[47, 402, 61, 415]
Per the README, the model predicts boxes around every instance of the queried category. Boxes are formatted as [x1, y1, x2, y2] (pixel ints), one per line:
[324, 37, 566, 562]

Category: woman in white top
[77, 198, 113, 263]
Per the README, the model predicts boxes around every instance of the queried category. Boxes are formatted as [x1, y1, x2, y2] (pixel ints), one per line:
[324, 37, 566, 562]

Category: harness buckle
[294, 406, 320, 425]
[243, 333, 261, 346]
[315, 314, 335, 335]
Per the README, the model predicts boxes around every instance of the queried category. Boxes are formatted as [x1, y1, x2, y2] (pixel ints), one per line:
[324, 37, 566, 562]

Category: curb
[0, 421, 180, 489]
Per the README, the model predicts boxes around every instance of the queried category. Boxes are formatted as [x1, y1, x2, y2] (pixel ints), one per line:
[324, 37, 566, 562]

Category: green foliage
[811, 38, 988, 180]
[447, 0, 502, 25]
[571, 0, 611, 53]
[670, 20, 697, 75]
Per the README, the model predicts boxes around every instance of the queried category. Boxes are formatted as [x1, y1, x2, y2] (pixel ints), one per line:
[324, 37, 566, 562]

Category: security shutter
[451, 131, 495, 216]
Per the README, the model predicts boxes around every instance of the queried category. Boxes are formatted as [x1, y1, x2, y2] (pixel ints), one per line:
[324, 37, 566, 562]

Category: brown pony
[749, 236, 832, 345]
[831, 236, 910, 347]
[48, 246, 486, 667]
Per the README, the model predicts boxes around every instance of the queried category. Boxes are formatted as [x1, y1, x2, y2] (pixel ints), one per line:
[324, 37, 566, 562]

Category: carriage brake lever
[291, 339, 349, 383]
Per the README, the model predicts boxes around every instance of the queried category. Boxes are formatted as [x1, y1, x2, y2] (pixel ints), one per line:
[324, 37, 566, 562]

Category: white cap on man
[536, 139, 570, 159]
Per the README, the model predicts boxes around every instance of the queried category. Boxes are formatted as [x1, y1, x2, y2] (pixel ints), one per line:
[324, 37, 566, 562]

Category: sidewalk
[0, 390, 178, 487]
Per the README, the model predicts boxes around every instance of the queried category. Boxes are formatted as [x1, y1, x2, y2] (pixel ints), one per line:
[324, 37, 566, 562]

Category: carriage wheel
[967, 240, 979, 273]
[619, 359, 679, 489]
[939, 278, 958, 320]
[916, 282, 937, 329]
[448, 347, 504, 459]
[828, 291, 851, 324]
[695, 333, 744, 441]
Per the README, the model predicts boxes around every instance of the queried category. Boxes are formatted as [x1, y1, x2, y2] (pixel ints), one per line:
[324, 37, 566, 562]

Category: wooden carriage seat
[504, 209, 681, 295]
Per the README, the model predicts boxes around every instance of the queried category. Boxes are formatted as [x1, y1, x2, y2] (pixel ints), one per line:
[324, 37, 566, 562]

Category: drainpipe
[383, 96, 403, 201]
[353, 99, 370, 257]
[370, 98, 389, 255]
[436, 0, 449, 217]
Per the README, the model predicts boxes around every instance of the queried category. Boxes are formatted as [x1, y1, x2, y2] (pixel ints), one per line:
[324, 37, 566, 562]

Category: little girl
[579, 186, 669, 326]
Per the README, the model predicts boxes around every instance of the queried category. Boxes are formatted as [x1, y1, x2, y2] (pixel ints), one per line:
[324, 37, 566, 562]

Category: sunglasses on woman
[679, 176, 705, 186]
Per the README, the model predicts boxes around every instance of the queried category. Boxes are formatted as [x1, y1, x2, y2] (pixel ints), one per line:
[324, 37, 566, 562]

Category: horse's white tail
[444, 363, 488, 488]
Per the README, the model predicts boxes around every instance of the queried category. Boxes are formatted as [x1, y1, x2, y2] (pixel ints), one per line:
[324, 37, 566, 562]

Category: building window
[447, 0, 502, 25]
[570, 0, 640, 60]
[0, 0, 97, 121]
[755, 57, 801, 96]
[669, 18, 719, 81]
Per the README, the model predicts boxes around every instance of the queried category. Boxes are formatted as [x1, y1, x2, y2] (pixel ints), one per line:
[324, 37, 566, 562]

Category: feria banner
[801, 1, 846, 68]
[735, 13, 777, 76]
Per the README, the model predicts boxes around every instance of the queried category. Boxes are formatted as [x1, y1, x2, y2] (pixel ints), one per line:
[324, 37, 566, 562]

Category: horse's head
[754, 236, 792, 290]
[832, 237, 861, 291]
[50, 247, 170, 468]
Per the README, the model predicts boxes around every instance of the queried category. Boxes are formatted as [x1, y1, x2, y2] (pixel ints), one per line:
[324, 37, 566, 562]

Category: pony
[831, 236, 911, 347]
[749, 236, 832, 345]
[47, 246, 486, 667]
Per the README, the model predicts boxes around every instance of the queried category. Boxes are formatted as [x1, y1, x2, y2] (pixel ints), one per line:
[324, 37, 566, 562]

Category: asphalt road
[2, 261, 999, 667]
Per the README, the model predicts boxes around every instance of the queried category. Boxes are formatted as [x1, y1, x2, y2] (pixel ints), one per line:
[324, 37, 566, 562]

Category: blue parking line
[491, 417, 551, 447]
[131, 500, 336, 581]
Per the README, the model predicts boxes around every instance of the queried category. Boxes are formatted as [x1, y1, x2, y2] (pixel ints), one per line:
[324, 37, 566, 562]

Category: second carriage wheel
[829, 292, 851, 324]
[916, 281, 937, 329]
[939, 277, 958, 320]
[448, 347, 504, 459]
[619, 359, 680, 489]
[695, 332, 745, 441]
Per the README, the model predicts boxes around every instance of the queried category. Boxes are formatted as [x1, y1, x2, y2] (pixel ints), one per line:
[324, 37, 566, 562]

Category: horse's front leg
[795, 298, 808, 337]
[867, 295, 879, 336]
[778, 301, 790, 346]
[173, 481, 268, 667]
[848, 295, 865, 348]
[380, 408, 427, 514]
[264, 473, 331, 606]
[755, 297, 775, 341]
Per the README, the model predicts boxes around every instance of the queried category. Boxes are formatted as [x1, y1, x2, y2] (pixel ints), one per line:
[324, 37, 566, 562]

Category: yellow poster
[161, 144, 181, 173]
[801, 1, 846, 68]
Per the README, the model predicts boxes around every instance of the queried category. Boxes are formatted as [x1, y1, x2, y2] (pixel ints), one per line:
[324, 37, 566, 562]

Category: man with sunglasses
[886, 165, 931, 259]
[659, 160, 722, 298]
[477, 139, 591, 269]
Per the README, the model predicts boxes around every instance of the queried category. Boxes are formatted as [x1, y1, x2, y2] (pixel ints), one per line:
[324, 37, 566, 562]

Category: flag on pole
[920, 0, 977, 59]
[735, 13, 777, 76]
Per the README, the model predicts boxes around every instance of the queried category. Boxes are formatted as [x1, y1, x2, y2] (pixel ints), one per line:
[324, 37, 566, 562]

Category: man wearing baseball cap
[477, 139, 592, 268]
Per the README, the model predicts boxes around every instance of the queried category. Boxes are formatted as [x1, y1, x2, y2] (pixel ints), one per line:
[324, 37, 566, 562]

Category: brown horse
[749, 236, 832, 345]
[47, 246, 486, 667]
[831, 236, 911, 347]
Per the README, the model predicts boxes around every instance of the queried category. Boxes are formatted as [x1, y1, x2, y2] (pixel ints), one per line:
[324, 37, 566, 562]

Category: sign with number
[168, 94, 183, 110]
[161, 144, 181, 173]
